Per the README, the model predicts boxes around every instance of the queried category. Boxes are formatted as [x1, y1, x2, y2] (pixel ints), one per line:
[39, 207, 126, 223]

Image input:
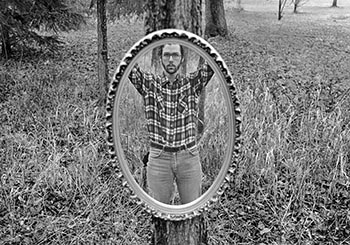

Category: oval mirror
[106, 29, 241, 220]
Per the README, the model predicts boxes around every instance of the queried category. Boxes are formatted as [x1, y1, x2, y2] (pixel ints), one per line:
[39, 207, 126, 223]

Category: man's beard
[162, 62, 180, 75]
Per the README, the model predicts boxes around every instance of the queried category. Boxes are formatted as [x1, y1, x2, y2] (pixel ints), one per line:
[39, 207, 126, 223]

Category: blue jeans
[147, 145, 202, 204]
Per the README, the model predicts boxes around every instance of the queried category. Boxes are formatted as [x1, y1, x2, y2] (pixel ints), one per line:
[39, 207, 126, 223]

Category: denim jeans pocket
[187, 145, 199, 156]
[150, 147, 163, 158]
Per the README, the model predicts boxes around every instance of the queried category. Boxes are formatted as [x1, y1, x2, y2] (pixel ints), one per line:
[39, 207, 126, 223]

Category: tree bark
[145, 0, 202, 36]
[204, 0, 227, 38]
[278, 0, 282, 20]
[293, 0, 301, 13]
[278, 0, 288, 20]
[97, 0, 109, 102]
[145, 1, 207, 244]
[1, 24, 11, 59]
[332, 0, 337, 7]
[152, 216, 208, 245]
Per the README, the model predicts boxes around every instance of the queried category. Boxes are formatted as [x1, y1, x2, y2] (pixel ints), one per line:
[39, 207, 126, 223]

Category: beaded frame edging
[105, 29, 241, 221]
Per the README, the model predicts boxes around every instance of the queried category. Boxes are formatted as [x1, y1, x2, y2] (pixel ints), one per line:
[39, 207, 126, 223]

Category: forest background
[1, 0, 350, 244]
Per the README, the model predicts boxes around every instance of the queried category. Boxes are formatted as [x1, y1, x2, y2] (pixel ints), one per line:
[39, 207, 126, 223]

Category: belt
[150, 141, 196, 153]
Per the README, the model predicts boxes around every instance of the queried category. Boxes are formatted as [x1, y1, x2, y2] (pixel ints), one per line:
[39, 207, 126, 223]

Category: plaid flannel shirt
[128, 63, 214, 147]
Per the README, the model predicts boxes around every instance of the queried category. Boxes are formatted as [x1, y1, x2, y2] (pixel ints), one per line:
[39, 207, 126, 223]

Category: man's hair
[158, 43, 184, 58]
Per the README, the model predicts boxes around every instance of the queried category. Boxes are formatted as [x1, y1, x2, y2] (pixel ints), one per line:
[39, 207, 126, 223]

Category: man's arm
[189, 61, 214, 96]
[128, 63, 150, 96]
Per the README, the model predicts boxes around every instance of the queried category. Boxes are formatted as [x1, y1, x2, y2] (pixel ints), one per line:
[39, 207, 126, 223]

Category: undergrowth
[1, 6, 350, 245]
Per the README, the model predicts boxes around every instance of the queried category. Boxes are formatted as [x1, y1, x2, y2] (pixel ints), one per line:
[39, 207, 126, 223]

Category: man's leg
[147, 148, 174, 204]
[175, 147, 202, 204]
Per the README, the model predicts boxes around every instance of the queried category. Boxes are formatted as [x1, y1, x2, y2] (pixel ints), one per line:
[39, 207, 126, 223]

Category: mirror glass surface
[118, 43, 229, 205]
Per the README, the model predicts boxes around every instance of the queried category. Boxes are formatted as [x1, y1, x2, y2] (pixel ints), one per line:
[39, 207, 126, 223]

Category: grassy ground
[1, 2, 350, 244]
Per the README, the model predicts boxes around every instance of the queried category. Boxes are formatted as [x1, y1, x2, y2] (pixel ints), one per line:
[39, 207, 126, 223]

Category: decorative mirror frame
[106, 29, 241, 220]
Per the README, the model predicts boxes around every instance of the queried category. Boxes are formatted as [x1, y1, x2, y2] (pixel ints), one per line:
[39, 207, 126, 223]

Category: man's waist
[150, 141, 196, 153]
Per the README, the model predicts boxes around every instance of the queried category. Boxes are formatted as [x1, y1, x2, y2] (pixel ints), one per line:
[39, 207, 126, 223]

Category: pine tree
[0, 0, 85, 59]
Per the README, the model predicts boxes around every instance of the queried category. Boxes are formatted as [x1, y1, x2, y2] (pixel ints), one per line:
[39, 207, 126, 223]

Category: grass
[1, 2, 350, 244]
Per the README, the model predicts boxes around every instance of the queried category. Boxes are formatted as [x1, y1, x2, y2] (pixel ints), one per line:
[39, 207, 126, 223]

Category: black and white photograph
[1, 0, 349, 244]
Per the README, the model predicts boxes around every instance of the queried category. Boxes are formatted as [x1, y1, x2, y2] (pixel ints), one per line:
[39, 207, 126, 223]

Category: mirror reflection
[118, 42, 228, 205]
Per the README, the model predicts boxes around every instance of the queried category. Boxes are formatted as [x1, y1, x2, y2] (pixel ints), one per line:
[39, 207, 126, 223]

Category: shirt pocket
[155, 93, 164, 112]
[150, 147, 163, 158]
[177, 94, 188, 114]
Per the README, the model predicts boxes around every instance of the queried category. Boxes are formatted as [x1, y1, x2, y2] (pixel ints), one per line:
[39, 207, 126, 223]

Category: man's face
[161, 44, 182, 75]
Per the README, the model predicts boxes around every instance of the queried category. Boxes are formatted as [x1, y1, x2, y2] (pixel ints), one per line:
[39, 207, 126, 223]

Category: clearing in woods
[0, 0, 349, 244]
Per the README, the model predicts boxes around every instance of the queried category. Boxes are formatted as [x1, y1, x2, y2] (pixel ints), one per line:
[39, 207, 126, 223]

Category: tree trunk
[152, 216, 208, 245]
[277, 0, 288, 20]
[97, 0, 109, 102]
[1, 24, 11, 59]
[204, 0, 227, 38]
[145, 0, 202, 36]
[332, 0, 337, 7]
[293, 1, 298, 13]
[278, 0, 282, 20]
[144, 1, 207, 244]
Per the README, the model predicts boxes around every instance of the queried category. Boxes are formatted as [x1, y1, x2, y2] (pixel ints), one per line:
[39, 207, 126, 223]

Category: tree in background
[278, 0, 288, 20]
[96, 0, 108, 101]
[144, 2, 207, 244]
[0, 0, 85, 59]
[144, 0, 202, 35]
[204, 0, 228, 37]
[292, 0, 308, 13]
[278, 0, 309, 20]
[332, 0, 338, 7]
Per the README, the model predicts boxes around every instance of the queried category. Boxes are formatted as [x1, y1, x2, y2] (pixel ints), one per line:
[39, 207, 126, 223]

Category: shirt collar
[161, 73, 182, 87]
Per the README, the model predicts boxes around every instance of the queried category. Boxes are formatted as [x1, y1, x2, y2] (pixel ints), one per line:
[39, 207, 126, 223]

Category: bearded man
[128, 43, 214, 204]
